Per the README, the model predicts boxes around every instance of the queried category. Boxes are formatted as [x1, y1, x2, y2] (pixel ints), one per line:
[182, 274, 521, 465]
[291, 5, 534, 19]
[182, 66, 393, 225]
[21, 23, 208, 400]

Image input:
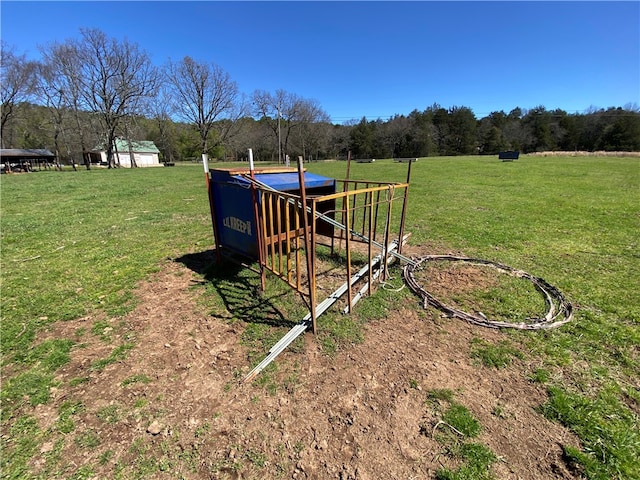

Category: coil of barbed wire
[402, 255, 573, 330]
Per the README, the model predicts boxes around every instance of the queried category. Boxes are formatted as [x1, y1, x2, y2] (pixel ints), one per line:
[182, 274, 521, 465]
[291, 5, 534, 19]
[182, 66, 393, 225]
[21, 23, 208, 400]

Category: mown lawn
[1, 156, 638, 479]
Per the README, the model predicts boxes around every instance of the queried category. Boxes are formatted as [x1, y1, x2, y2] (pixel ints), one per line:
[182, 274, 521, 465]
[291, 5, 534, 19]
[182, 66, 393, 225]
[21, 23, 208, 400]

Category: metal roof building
[0, 149, 57, 172]
[89, 139, 161, 168]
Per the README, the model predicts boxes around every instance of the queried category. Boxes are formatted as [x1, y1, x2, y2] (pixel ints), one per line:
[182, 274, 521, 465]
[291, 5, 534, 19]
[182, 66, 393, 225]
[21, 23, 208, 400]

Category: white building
[89, 139, 161, 168]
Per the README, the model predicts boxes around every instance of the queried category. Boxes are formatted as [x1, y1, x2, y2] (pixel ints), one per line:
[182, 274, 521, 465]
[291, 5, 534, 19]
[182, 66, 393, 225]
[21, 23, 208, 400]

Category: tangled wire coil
[402, 255, 574, 330]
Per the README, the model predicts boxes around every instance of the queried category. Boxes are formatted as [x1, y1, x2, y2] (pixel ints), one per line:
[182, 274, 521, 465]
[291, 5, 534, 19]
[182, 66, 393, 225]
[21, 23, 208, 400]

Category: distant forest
[3, 32, 639, 168]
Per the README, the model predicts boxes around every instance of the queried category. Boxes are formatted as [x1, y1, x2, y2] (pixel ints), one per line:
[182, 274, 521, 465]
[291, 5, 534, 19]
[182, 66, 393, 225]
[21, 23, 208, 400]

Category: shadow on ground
[174, 249, 298, 329]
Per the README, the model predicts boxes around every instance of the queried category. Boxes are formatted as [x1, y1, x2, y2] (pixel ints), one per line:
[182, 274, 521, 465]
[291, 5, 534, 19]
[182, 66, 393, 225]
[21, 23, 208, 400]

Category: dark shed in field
[0, 149, 57, 172]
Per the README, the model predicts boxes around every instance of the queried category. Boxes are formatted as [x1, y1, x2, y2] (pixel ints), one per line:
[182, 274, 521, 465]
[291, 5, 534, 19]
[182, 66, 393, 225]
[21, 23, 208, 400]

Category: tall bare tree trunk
[123, 124, 137, 168]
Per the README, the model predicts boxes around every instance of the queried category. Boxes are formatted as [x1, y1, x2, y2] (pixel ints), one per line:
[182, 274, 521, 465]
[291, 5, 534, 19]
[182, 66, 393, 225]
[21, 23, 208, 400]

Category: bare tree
[147, 86, 177, 163]
[34, 61, 66, 169]
[294, 98, 330, 160]
[215, 92, 250, 160]
[252, 89, 289, 163]
[252, 89, 328, 162]
[164, 56, 241, 159]
[39, 41, 97, 169]
[1, 42, 37, 148]
[118, 117, 145, 168]
[75, 28, 159, 168]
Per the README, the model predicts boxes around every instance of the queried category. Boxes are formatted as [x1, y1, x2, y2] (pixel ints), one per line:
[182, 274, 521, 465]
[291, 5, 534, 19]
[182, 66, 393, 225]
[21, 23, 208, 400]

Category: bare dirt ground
[28, 248, 584, 479]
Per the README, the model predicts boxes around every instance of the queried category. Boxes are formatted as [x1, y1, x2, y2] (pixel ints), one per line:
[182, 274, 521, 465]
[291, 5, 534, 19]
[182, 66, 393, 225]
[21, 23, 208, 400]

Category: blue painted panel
[211, 179, 259, 258]
[209, 168, 336, 259]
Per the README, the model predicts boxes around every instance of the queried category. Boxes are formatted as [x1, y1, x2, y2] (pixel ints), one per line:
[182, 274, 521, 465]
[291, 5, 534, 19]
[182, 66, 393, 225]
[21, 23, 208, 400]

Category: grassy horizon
[1, 155, 638, 479]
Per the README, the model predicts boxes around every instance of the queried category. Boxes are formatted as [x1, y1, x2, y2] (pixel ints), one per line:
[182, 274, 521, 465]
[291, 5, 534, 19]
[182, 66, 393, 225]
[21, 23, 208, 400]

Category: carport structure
[0, 149, 57, 172]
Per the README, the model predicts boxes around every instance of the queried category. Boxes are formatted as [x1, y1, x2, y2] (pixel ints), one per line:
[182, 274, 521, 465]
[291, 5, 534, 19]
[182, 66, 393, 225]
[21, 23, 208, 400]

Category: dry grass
[526, 150, 640, 157]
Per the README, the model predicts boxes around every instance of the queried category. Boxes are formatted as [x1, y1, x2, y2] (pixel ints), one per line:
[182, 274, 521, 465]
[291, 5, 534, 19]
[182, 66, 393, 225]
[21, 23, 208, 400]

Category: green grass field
[1, 156, 638, 479]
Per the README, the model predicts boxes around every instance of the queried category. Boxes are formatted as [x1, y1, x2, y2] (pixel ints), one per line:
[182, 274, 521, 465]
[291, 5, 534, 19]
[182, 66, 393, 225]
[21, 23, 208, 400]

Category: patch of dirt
[27, 250, 583, 479]
[412, 262, 500, 299]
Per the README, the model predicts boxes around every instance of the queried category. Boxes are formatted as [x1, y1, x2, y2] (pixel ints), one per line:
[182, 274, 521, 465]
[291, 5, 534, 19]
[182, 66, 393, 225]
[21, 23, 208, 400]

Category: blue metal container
[209, 168, 336, 259]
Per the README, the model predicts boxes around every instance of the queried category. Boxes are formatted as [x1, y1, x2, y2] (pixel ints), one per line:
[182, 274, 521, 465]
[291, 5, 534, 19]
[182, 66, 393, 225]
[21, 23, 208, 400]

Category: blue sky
[2, 1, 638, 123]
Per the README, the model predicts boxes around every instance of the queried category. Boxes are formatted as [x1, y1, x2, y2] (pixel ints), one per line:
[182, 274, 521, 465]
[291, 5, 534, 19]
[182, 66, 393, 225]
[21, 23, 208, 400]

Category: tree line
[2, 30, 639, 169]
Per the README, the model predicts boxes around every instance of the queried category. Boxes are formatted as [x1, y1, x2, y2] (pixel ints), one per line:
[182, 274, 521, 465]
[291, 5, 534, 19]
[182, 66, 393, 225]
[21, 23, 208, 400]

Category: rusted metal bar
[285, 197, 292, 284]
[310, 199, 318, 312]
[260, 191, 269, 267]
[268, 194, 277, 272]
[248, 149, 266, 290]
[373, 189, 381, 243]
[382, 186, 393, 282]
[295, 204, 302, 291]
[276, 196, 284, 274]
[339, 152, 351, 255]
[350, 181, 358, 236]
[258, 189, 309, 294]
[345, 192, 353, 313]
[361, 189, 369, 238]
[368, 190, 374, 297]
[397, 159, 413, 255]
[262, 228, 304, 244]
[318, 182, 403, 203]
[245, 175, 415, 267]
[297, 157, 317, 334]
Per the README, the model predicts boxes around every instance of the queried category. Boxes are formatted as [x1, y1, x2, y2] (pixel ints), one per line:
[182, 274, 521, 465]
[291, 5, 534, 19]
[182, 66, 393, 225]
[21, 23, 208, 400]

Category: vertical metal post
[295, 204, 302, 290]
[361, 188, 369, 238]
[268, 195, 277, 272]
[350, 181, 359, 235]
[203, 153, 221, 264]
[397, 158, 413, 254]
[285, 198, 292, 284]
[345, 192, 353, 313]
[373, 189, 381, 243]
[249, 149, 266, 290]
[297, 156, 317, 334]
[367, 190, 374, 297]
[382, 186, 394, 282]
[260, 193, 269, 264]
[310, 199, 317, 307]
[276, 196, 284, 274]
[337, 151, 352, 255]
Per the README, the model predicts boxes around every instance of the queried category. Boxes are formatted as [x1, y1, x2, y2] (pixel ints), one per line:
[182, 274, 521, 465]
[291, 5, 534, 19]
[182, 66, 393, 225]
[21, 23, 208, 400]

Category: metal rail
[244, 239, 401, 382]
[241, 174, 417, 267]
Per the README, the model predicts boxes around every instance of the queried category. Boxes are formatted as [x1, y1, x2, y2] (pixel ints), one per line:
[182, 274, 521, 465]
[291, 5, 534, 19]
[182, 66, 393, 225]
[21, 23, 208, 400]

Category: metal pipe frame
[245, 168, 413, 332]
